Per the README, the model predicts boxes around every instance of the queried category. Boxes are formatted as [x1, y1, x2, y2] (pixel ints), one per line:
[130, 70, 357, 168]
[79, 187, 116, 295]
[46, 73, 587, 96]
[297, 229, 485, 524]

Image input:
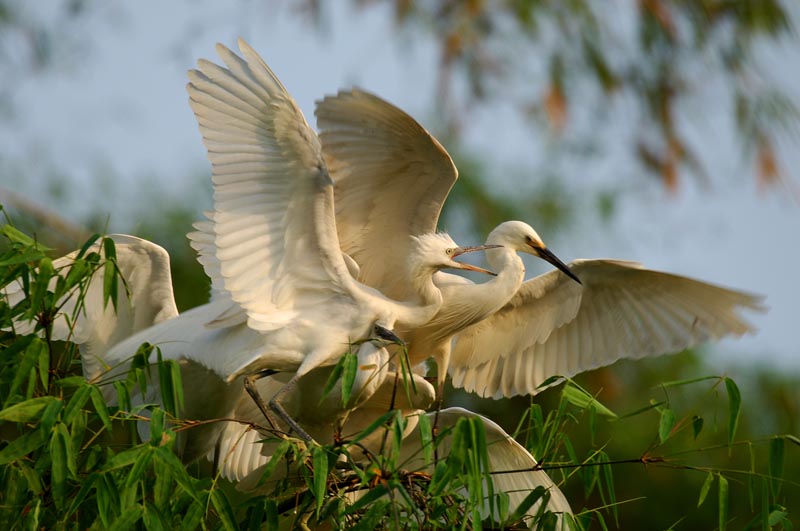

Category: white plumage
[315, 89, 766, 397]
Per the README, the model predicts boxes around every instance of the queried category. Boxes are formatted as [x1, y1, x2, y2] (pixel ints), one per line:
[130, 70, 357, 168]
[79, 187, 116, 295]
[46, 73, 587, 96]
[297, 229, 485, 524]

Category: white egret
[315, 89, 766, 397]
[3, 234, 178, 383]
[105, 40, 496, 439]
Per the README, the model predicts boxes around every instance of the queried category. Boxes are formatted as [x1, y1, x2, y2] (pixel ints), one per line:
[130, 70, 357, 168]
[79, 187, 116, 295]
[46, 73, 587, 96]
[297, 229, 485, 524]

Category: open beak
[452, 244, 502, 276]
[536, 246, 581, 284]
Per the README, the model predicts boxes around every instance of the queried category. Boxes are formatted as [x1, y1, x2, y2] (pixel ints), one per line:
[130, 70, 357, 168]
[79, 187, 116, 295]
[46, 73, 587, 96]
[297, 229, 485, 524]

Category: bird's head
[488, 221, 581, 284]
[409, 233, 499, 276]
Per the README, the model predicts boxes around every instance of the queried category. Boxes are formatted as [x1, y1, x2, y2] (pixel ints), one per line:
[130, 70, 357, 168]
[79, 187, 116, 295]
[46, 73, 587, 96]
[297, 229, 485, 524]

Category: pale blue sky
[2, 1, 798, 370]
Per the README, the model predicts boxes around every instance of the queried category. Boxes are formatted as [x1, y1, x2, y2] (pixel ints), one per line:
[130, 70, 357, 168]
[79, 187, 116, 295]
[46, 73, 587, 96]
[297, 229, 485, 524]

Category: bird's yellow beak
[451, 244, 502, 276]
[534, 246, 581, 284]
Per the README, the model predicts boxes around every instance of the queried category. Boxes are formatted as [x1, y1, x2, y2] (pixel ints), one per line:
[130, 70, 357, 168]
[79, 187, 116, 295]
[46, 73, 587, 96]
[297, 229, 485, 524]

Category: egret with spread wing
[3, 234, 179, 385]
[106, 40, 495, 439]
[315, 89, 765, 398]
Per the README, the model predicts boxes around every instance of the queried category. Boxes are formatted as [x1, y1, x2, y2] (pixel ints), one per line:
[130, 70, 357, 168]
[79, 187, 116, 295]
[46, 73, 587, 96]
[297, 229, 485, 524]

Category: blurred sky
[2, 2, 798, 370]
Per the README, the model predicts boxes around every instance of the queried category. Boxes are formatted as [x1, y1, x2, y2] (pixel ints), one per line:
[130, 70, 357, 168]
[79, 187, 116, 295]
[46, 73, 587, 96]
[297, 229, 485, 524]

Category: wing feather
[187, 40, 373, 337]
[450, 259, 766, 398]
[316, 89, 457, 300]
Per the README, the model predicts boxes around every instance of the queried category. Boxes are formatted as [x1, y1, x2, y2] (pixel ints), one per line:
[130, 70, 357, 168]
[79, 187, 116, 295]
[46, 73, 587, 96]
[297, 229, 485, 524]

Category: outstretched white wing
[399, 407, 573, 525]
[450, 259, 766, 398]
[4, 235, 178, 381]
[316, 89, 458, 301]
[188, 39, 373, 338]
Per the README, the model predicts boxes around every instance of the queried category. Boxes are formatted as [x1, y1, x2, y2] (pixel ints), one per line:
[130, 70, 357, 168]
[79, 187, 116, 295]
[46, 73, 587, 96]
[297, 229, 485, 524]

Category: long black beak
[537, 246, 581, 284]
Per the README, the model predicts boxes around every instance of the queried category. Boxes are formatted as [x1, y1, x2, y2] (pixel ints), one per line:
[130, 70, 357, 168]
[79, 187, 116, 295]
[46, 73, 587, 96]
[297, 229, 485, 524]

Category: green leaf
[724, 377, 741, 447]
[698, 471, 714, 507]
[351, 410, 397, 444]
[50, 423, 69, 509]
[154, 446, 202, 503]
[65, 472, 98, 519]
[0, 396, 57, 422]
[658, 408, 676, 443]
[320, 355, 345, 401]
[254, 439, 292, 485]
[692, 415, 704, 439]
[345, 482, 389, 514]
[0, 249, 46, 266]
[311, 445, 329, 514]
[102, 238, 118, 311]
[210, 489, 237, 531]
[90, 386, 113, 433]
[36, 340, 49, 389]
[417, 412, 434, 465]
[561, 382, 616, 417]
[150, 407, 164, 446]
[62, 383, 92, 424]
[10, 337, 46, 399]
[341, 350, 358, 406]
[509, 485, 545, 522]
[124, 447, 152, 489]
[659, 375, 720, 388]
[718, 474, 729, 531]
[769, 436, 785, 497]
[0, 427, 46, 464]
[30, 257, 55, 313]
[111, 503, 143, 531]
[1, 225, 48, 248]
[768, 510, 789, 526]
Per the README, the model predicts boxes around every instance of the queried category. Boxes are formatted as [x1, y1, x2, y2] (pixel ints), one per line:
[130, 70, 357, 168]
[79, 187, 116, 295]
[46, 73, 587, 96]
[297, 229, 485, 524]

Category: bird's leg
[269, 375, 314, 442]
[243, 368, 281, 431]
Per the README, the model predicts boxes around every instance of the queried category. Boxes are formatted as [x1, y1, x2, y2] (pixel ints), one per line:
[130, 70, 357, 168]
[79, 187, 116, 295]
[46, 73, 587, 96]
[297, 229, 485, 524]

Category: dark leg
[268, 374, 314, 442]
[243, 368, 281, 430]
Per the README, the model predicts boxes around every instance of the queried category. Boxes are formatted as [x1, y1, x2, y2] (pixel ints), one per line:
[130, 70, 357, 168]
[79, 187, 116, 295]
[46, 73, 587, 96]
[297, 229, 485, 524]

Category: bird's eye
[446, 248, 454, 255]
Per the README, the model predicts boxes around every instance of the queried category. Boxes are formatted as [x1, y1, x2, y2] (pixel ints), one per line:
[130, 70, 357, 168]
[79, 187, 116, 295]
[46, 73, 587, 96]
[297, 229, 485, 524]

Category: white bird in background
[315, 89, 766, 397]
[105, 40, 496, 439]
[3, 234, 179, 384]
[209, 369, 575, 527]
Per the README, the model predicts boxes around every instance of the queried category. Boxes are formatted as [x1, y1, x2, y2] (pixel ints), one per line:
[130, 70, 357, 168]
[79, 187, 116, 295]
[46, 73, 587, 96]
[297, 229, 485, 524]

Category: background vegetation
[0, 0, 797, 528]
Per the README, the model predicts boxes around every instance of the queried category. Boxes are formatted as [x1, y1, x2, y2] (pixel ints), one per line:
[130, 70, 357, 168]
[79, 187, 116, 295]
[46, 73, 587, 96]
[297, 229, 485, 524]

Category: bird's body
[316, 88, 766, 397]
[3, 234, 179, 384]
[106, 40, 498, 439]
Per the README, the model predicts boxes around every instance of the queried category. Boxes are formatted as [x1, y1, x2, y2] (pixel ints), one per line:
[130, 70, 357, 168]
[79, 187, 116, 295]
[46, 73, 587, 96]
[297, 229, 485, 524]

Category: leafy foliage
[0, 222, 797, 529]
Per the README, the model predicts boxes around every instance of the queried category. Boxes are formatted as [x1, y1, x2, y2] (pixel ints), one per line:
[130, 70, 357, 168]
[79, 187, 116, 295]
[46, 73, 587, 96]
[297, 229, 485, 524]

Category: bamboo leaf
[659, 375, 720, 388]
[312, 445, 329, 514]
[692, 415, 704, 439]
[62, 383, 92, 425]
[150, 407, 164, 446]
[417, 412, 434, 465]
[718, 474, 729, 531]
[509, 485, 545, 523]
[561, 383, 616, 417]
[658, 408, 676, 443]
[102, 238, 118, 311]
[321, 354, 346, 402]
[210, 489, 237, 531]
[724, 377, 741, 447]
[50, 423, 68, 509]
[10, 337, 45, 398]
[30, 257, 54, 313]
[769, 436, 785, 497]
[0, 427, 46, 464]
[698, 471, 714, 507]
[0, 396, 57, 422]
[90, 386, 113, 433]
[341, 350, 358, 406]
[345, 483, 389, 514]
